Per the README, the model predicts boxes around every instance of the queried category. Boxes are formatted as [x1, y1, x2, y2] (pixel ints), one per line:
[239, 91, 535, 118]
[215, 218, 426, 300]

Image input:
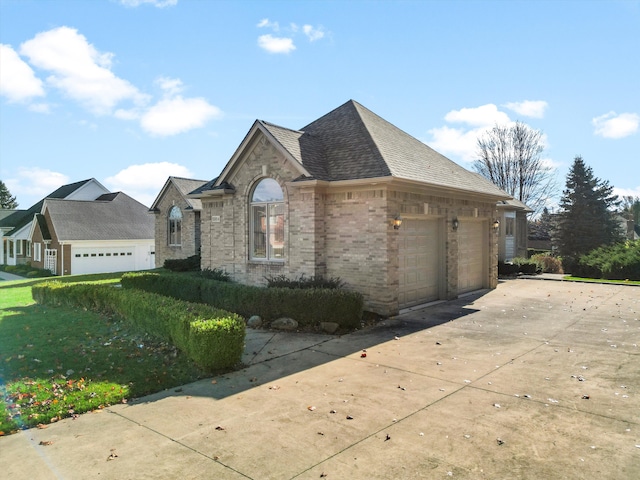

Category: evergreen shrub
[31, 281, 245, 372]
[122, 272, 364, 331]
[575, 240, 640, 280]
[529, 254, 563, 274]
[164, 254, 201, 272]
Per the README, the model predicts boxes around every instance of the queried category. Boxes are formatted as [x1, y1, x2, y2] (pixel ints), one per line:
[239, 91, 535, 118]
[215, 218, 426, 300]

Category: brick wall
[199, 131, 501, 316]
[153, 183, 201, 267]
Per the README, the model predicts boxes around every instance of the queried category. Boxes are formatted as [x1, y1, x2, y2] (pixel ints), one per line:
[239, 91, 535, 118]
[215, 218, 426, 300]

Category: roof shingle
[258, 100, 509, 198]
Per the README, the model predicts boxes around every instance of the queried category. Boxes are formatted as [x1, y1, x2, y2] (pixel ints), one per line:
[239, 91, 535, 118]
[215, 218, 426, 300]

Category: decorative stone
[247, 315, 262, 328]
[271, 317, 298, 331]
[320, 322, 339, 334]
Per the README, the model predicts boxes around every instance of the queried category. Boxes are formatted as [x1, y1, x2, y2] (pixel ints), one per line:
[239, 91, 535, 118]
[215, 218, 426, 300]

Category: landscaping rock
[271, 317, 298, 331]
[247, 315, 262, 328]
[320, 322, 339, 334]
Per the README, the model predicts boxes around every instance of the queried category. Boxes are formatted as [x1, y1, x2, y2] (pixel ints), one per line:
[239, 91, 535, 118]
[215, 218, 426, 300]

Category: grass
[563, 276, 640, 286]
[0, 273, 208, 435]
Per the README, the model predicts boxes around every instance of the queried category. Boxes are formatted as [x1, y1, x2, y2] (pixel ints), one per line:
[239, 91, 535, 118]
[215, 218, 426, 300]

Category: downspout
[60, 241, 65, 277]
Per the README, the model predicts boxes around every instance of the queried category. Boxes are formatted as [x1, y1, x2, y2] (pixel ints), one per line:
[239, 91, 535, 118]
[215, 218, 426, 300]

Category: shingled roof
[0, 179, 97, 236]
[149, 177, 209, 212]
[255, 100, 509, 198]
[44, 192, 154, 241]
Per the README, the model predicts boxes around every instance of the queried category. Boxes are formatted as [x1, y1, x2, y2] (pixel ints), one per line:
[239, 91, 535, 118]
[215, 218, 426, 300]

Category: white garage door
[71, 246, 136, 275]
[458, 220, 485, 294]
[398, 218, 441, 308]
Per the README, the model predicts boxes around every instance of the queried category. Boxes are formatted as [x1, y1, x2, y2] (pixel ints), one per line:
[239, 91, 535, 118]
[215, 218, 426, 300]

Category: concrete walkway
[1, 279, 639, 479]
[0, 270, 27, 281]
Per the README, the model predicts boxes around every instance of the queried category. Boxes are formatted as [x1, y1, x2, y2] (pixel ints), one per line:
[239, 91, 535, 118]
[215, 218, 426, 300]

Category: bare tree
[474, 121, 557, 215]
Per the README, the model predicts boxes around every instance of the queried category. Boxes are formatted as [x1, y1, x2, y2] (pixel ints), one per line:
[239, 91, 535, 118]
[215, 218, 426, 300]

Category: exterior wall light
[452, 218, 459, 231]
[393, 215, 403, 230]
[493, 219, 500, 231]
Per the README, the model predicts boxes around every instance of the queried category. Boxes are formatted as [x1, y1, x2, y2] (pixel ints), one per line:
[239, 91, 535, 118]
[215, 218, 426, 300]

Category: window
[168, 206, 182, 246]
[250, 178, 285, 260]
[505, 217, 515, 236]
[33, 243, 41, 262]
[16, 240, 22, 256]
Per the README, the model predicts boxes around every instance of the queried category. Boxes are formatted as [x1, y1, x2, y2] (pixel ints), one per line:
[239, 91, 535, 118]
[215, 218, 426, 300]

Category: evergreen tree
[555, 156, 623, 269]
[529, 207, 553, 241]
[0, 180, 18, 209]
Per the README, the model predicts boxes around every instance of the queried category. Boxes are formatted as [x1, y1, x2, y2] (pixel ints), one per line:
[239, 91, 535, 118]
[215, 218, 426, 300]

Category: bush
[530, 254, 564, 274]
[575, 240, 640, 280]
[511, 257, 541, 275]
[498, 261, 519, 276]
[198, 267, 231, 282]
[32, 281, 245, 372]
[264, 274, 346, 290]
[1, 263, 52, 278]
[122, 272, 364, 331]
[164, 254, 201, 272]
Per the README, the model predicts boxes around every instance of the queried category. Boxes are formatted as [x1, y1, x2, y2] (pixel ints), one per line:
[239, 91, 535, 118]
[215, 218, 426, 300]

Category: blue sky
[1, 0, 638, 210]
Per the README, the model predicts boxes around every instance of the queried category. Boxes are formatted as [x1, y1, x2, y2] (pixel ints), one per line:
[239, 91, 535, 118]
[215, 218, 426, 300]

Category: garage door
[71, 246, 136, 275]
[398, 218, 441, 308]
[458, 220, 485, 294]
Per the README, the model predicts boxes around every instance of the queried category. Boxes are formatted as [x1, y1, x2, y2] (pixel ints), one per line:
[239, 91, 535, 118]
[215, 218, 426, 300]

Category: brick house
[189, 100, 511, 316]
[148, 176, 208, 267]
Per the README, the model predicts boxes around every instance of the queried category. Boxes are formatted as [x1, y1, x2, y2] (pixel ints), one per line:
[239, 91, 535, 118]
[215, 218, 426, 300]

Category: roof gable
[149, 176, 209, 211]
[1, 178, 105, 237]
[44, 192, 154, 241]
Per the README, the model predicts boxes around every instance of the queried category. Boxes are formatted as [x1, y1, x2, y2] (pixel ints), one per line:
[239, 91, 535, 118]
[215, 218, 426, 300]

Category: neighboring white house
[1, 179, 155, 275]
[496, 198, 533, 262]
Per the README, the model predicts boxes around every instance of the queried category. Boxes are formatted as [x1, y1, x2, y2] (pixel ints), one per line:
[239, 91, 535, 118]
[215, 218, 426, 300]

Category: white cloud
[156, 76, 184, 97]
[140, 95, 222, 136]
[5, 167, 71, 203]
[119, 0, 178, 7]
[113, 76, 221, 135]
[503, 100, 548, 118]
[257, 18, 279, 30]
[257, 34, 296, 54]
[256, 19, 327, 53]
[426, 125, 490, 162]
[443, 104, 511, 127]
[0, 44, 45, 103]
[426, 104, 512, 162]
[104, 162, 193, 206]
[19, 26, 148, 115]
[613, 185, 640, 199]
[592, 111, 639, 139]
[303, 25, 325, 42]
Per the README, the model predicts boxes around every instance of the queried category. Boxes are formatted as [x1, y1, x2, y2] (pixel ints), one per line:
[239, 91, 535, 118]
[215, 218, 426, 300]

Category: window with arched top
[168, 206, 182, 246]
[250, 178, 285, 260]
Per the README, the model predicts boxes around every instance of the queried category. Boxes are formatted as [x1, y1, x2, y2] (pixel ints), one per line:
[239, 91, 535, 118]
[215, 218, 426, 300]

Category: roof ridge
[260, 120, 304, 134]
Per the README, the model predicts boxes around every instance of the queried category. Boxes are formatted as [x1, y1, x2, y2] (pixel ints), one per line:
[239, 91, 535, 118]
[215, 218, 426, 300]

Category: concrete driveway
[1, 278, 639, 479]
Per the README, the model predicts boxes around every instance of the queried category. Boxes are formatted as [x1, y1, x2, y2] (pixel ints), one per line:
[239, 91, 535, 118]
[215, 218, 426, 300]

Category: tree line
[474, 122, 638, 275]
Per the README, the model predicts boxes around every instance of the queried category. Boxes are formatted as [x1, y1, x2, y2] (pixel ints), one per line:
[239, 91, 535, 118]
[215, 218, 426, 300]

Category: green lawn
[0, 273, 208, 435]
[563, 276, 640, 286]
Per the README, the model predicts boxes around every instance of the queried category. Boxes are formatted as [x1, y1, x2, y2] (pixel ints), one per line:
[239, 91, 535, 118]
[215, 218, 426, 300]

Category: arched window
[168, 206, 182, 246]
[250, 178, 285, 260]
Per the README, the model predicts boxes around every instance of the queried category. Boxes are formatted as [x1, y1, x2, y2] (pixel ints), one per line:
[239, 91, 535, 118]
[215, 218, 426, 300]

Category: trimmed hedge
[121, 272, 364, 331]
[164, 254, 201, 272]
[31, 282, 245, 372]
